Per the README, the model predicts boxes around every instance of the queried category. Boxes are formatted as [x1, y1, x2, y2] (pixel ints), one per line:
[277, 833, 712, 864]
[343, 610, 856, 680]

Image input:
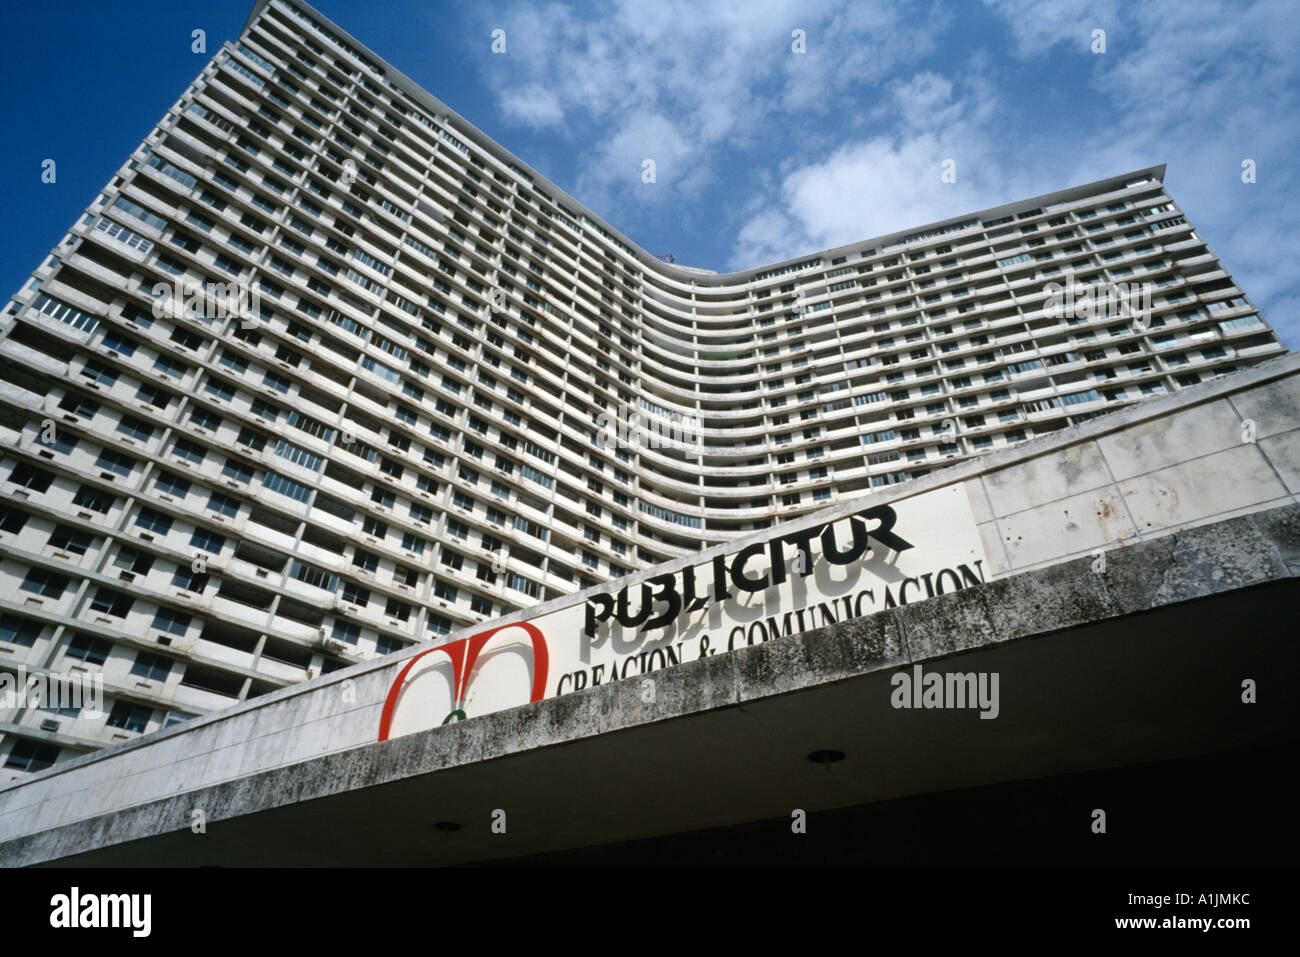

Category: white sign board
[380, 483, 989, 740]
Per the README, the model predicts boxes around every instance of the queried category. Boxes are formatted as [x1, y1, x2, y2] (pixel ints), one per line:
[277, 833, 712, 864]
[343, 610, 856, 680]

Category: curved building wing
[0, 0, 1287, 775]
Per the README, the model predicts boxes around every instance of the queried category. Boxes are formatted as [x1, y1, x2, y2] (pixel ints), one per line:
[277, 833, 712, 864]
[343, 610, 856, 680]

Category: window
[96, 449, 138, 477]
[170, 561, 208, 590]
[134, 507, 173, 535]
[4, 739, 60, 772]
[251, 397, 281, 421]
[341, 582, 370, 606]
[291, 560, 339, 592]
[152, 608, 192, 636]
[115, 416, 153, 444]
[1221, 314, 1263, 332]
[0, 613, 43, 647]
[136, 383, 171, 409]
[207, 492, 239, 518]
[148, 475, 189, 504]
[218, 349, 249, 375]
[57, 392, 100, 419]
[263, 470, 311, 502]
[66, 632, 112, 665]
[216, 460, 250, 486]
[332, 621, 361, 646]
[191, 528, 226, 553]
[8, 463, 55, 493]
[47, 525, 97, 555]
[32, 293, 99, 333]
[264, 370, 291, 393]
[73, 484, 115, 513]
[107, 701, 154, 733]
[1061, 389, 1102, 407]
[505, 573, 541, 599]
[130, 651, 172, 683]
[274, 439, 322, 471]
[20, 568, 71, 599]
[164, 710, 197, 728]
[90, 587, 134, 618]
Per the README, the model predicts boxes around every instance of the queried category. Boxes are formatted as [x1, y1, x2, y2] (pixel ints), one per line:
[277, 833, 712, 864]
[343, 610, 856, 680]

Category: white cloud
[475, 0, 939, 208]
[575, 110, 707, 213]
[982, 0, 1125, 56]
[729, 68, 1014, 269]
[499, 84, 565, 127]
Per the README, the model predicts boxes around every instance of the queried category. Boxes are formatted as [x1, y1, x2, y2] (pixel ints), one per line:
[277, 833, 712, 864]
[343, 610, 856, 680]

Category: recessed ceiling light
[807, 749, 845, 765]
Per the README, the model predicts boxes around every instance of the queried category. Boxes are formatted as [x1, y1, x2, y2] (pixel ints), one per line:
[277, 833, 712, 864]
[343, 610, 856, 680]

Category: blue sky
[2, 0, 1296, 348]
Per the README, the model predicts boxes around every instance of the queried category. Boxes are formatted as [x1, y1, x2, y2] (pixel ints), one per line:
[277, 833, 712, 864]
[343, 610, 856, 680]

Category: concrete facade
[0, 353, 1295, 864]
[0, 0, 1291, 780]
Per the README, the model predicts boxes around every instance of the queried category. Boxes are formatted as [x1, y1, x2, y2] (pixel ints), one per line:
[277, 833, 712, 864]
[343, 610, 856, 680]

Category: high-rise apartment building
[0, 0, 1287, 779]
